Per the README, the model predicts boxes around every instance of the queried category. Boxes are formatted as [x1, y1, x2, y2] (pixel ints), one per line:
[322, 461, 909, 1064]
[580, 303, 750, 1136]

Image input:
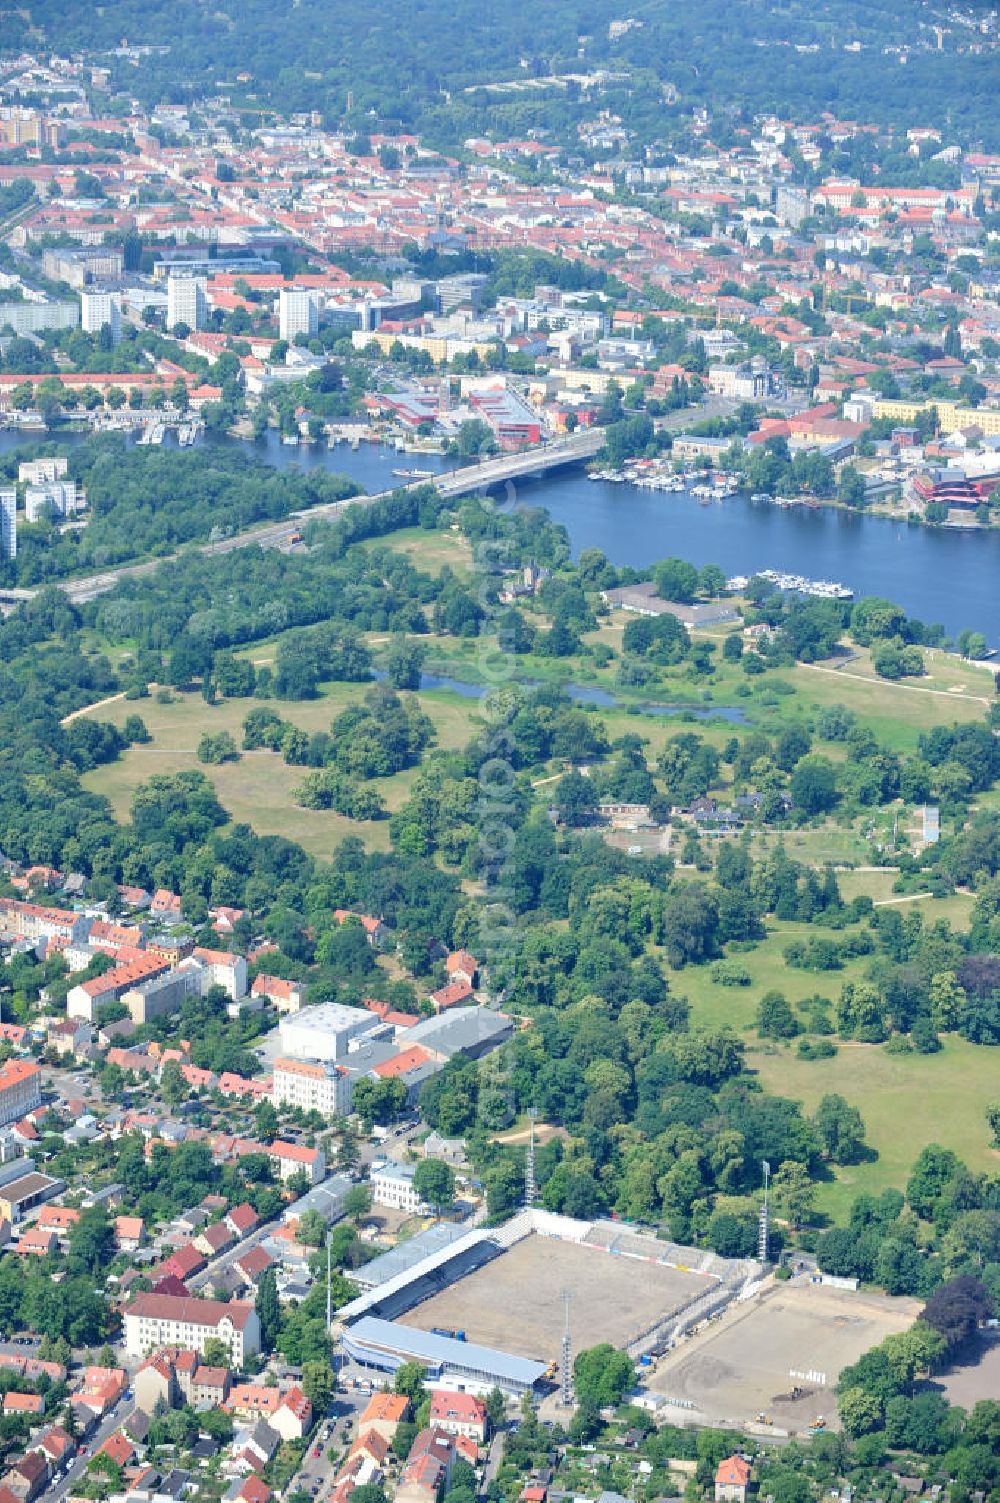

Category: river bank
[3, 422, 1000, 644]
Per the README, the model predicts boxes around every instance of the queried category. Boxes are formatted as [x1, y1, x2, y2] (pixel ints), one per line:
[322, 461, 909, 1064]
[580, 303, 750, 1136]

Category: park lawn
[756, 822, 873, 868]
[781, 658, 989, 754]
[751, 1035, 1000, 1222]
[667, 920, 873, 1033]
[79, 680, 483, 858]
[85, 745, 394, 857]
[382, 524, 474, 577]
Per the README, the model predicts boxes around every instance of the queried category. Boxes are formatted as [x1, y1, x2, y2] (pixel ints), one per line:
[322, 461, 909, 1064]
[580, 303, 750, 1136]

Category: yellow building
[871, 397, 1000, 438]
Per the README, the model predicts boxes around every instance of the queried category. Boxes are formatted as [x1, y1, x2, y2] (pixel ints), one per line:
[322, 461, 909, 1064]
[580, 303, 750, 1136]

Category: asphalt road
[47, 1391, 136, 1503]
[287, 1386, 371, 1499]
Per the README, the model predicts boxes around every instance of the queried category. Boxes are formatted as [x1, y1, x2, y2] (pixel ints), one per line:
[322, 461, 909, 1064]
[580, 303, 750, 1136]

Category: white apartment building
[370, 1160, 429, 1215]
[18, 458, 67, 485]
[0, 489, 16, 560]
[273, 1056, 353, 1119]
[279, 286, 318, 342]
[25, 480, 81, 522]
[191, 947, 247, 1000]
[123, 1293, 260, 1362]
[167, 275, 208, 332]
[80, 289, 121, 344]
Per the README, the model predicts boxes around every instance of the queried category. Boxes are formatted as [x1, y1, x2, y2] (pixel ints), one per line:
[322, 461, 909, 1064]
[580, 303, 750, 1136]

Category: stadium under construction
[334, 1209, 764, 1397]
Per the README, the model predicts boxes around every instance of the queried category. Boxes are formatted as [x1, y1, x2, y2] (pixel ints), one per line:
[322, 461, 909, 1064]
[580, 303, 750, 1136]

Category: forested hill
[9, 0, 999, 149]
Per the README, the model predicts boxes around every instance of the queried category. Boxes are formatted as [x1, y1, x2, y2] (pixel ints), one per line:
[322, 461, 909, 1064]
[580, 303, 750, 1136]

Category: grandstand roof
[345, 1316, 548, 1390]
[353, 1222, 473, 1291]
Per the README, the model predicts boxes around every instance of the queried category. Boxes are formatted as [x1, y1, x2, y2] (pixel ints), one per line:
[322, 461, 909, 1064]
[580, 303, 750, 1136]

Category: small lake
[375, 668, 748, 721]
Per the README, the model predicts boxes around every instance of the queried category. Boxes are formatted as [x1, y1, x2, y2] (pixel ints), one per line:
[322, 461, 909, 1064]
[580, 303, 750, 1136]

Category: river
[2, 425, 999, 643]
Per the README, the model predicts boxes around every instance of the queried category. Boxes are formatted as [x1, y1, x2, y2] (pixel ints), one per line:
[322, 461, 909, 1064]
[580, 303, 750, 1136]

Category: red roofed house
[157, 1242, 206, 1283]
[97, 1432, 134, 1469]
[270, 1140, 325, 1186]
[715, 1456, 752, 1503]
[238, 1478, 273, 1503]
[115, 1216, 145, 1252]
[6, 1450, 49, 1501]
[4, 1393, 44, 1417]
[225, 1202, 260, 1238]
[272, 1386, 312, 1441]
[195, 1221, 235, 1259]
[233, 1244, 274, 1290]
[357, 1391, 410, 1442]
[150, 890, 183, 921]
[34, 1425, 74, 1466]
[428, 980, 474, 1013]
[445, 951, 478, 987]
[429, 1390, 487, 1443]
[333, 909, 388, 947]
[250, 975, 304, 1013]
[396, 1429, 454, 1503]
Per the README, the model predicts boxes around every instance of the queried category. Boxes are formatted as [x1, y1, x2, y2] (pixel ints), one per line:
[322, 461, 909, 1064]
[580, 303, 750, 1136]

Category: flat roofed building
[279, 1001, 376, 1062]
[341, 1316, 547, 1397]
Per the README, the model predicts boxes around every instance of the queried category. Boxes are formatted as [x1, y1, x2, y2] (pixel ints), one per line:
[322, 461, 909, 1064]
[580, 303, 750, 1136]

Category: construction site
[647, 1278, 921, 1434]
[405, 1228, 731, 1360]
[336, 1208, 762, 1396]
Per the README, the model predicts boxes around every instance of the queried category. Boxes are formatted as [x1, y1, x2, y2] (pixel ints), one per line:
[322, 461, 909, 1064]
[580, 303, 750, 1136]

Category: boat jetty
[589, 458, 738, 497]
[728, 568, 853, 601]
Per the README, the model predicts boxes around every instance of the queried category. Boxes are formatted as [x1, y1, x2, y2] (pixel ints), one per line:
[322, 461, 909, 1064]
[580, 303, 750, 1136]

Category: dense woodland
[10, 0, 999, 151]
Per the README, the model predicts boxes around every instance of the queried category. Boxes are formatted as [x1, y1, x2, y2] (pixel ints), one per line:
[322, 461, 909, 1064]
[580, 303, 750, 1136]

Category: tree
[837, 465, 867, 509]
[160, 1057, 187, 1106]
[921, 1276, 994, 1354]
[814, 1094, 868, 1164]
[839, 1385, 884, 1438]
[393, 1360, 426, 1403]
[303, 1359, 335, 1414]
[484, 1386, 506, 1430]
[123, 714, 151, 744]
[67, 1208, 115, 1278]
[654, 557, 699, 603]
[413, 1158, 455, 1216]
[573, 1344, 636, 1408]
[554, 770, 592, 827]
[384, 637, 426, 691]
[256, 1266, 281, 1353]
[202, 1335, 232, 1367]
[790, 755, 838, 815]
[757, 990, 799, 1040]
[772, 1160, 815, 1229]
[344, 1184, 371, 1221]
[987, 1101, 1000, 1149]
[297, 1210, 328, 1248]
[254, 1099, 280, 1139]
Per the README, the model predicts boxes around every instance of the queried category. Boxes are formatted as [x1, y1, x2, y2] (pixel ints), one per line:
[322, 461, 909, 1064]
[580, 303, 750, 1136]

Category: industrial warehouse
[335, 1209, 763, 1397]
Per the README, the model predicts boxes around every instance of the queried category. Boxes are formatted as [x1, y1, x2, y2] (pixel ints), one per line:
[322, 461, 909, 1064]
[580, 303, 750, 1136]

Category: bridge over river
[0, 428, 602, 607]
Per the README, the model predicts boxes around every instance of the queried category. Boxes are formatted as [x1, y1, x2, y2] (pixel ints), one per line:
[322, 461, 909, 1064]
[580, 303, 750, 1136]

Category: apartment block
[273, 1056, 352, 1119]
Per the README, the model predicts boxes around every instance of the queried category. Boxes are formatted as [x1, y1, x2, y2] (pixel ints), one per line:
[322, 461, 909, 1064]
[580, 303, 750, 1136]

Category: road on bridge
[40, 429, 602, 605]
